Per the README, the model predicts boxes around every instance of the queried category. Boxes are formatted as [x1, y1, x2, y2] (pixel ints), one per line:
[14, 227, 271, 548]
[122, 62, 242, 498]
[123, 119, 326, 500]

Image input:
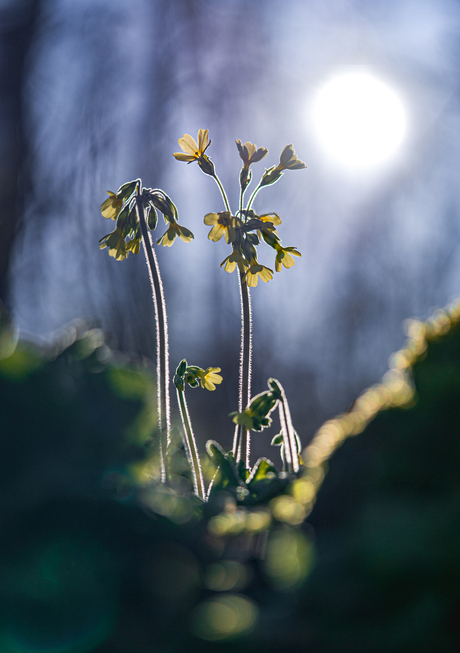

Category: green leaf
[117, 180, 138, 201]
[271, 433, 284, 446]
[247, 457, 278, 485]
[206, 441, 245, 491]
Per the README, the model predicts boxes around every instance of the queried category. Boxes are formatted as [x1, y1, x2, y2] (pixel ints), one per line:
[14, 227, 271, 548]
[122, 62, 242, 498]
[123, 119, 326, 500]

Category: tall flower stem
[232, 269, 252, 468]
[136, 195, 170, 482]
[212, 174, 231, 213]
[176, 388, 205, 500]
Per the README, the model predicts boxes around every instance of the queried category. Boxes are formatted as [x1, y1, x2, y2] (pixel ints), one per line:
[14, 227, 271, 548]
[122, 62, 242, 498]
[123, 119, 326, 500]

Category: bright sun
[311, 71, 408, 170]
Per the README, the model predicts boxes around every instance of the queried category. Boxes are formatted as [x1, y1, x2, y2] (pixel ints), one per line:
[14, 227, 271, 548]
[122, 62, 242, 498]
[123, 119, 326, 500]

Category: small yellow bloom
[126, 237, 141, 255]
[220, 251, 249, 274]
[99, 228, 128, 260]
[173, 129, 211, 162]
[245, 264, 273, 287]
[204, 212, 240, 244]
[157, 222, 194, 247]
[275, 245, 302, 272]
[199, 367, 223, 391]
[100, 191, 123, 220]
[260, 145, 306, 187]
[278, 144, 306, 171]
[235, 140, 268, 168]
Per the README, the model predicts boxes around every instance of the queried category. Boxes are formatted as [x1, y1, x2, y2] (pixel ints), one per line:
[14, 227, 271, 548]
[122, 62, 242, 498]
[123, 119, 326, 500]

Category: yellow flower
[157, 222, 194, 247]
[277, 144, 307, 171]
[100, 191, 123, 220]
[126, 237, 141, 255]
[173, 129, 215, 176]
[259, 213, 282, 227]
[99, 228, 128, 261]
[275, 245, 302, 272]
[245, 264, 273, 287]
[236, 140, 268, 191]
[199, 367, 223, 391]
[220, 251, 249, 274]
[235, 140, 268, 168]
[204, 212, 240, 244]
[260, 144, 306, 187]
[173, 129, 211, 162]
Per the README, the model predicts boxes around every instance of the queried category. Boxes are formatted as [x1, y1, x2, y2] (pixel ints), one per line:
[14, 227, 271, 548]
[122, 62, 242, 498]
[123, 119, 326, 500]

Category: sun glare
[311, 71, 408, 171]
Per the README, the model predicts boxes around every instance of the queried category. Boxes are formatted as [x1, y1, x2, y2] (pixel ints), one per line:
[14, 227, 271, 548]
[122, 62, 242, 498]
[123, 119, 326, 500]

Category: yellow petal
[178, 225, 194, 243]
[246, 272, 259, 288]
[197, 128, 209, 152]
[260, 213, 282, 226]
[173, 152, 196, 162]
[178, 133, 198, 155]
[208, 225, 224, 242]
[259, 266, 273, 282]
[204, 213, 219, 226]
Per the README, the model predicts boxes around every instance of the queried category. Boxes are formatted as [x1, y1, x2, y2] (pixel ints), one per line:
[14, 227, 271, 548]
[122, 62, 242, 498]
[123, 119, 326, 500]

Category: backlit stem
[177, 388, 205, 500]
[136, 195, 170, 482]
[232, 269, 252, 468]
[246, 182, 262, 212]
[212, 174, 231, 213]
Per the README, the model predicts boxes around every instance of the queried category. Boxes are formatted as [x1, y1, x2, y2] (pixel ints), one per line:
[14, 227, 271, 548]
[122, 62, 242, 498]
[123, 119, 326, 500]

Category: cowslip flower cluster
[99, 180, 194, 260]
[174, 131, 305, 287]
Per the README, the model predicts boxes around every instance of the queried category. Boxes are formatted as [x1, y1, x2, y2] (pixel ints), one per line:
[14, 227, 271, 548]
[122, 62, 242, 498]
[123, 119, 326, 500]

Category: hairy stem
[136, 196, 170, 482]
[232, 269, 252, 468]
[177, 388, 205, 500]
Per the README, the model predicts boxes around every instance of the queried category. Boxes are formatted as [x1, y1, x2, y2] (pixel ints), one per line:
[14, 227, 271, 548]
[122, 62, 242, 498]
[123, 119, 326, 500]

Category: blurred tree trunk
[0, 0, 41, 304]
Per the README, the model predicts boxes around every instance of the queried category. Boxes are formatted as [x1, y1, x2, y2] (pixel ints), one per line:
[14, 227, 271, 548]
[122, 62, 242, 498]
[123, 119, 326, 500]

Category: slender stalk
[232, 269, 252, 468]
[239, 187, 245, 217]
[246, 182, 262, 212]
[136, 196, 170, 482]
[176, 388, 205, 500]
[212, 174, 231, 213]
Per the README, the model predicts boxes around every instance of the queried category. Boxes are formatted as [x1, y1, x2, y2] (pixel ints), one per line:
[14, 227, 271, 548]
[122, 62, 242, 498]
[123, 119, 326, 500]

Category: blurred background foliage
[1, 290, 460, 651]
[2, 0, 460, 651]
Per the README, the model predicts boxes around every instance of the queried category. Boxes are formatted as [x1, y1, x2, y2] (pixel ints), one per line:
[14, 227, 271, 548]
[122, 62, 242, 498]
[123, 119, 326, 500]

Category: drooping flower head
[157, 222, 194, 247]
[274, 245, 302, 272]
[245, 263, 274, 288]
[100, 191, 123, 220]
[220, 251, 249, 274]
[173, 129, 215, 176]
